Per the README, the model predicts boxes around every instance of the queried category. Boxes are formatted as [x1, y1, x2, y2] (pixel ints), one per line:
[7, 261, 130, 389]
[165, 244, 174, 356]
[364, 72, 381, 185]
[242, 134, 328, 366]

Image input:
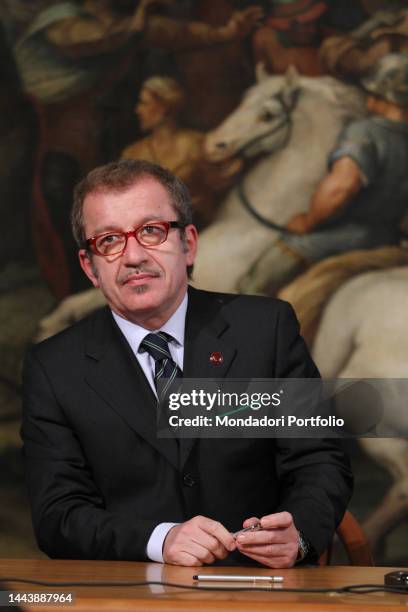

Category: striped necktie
[140, 332, 182, 402]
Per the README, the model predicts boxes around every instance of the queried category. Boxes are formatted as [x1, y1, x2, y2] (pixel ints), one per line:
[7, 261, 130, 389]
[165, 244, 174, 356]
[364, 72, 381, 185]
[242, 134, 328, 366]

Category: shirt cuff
[146, 522, 179, 563]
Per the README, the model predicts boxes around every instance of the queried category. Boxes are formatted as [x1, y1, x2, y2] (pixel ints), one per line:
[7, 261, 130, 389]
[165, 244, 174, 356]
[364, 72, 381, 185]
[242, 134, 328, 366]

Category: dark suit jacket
[21, 287, 352, 562]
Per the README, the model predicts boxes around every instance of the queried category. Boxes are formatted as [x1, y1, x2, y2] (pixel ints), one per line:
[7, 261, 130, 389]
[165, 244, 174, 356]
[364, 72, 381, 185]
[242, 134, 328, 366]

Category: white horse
[193, 67, 366, 292]
[280, 252, 408, 551]
[314, 267, 408, 550]
[35, 68, 365, 340]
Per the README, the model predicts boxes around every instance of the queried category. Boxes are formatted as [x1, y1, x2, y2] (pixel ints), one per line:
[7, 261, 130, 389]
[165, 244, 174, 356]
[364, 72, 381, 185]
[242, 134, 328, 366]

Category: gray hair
[71, 159, 193, 247]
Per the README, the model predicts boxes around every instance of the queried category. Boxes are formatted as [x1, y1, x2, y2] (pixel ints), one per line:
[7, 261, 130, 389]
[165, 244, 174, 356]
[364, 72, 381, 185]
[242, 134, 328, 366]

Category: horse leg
[320, 340, 408, 553]
[311, 296, 356, 377]
[359, 437, 408, 551]
[362, 476, 408, 551]
[238, 240, 306, 295]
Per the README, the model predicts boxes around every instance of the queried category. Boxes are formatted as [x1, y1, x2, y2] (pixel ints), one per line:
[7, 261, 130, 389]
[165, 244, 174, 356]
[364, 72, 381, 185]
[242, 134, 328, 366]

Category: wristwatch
[296, 531, 310, 562]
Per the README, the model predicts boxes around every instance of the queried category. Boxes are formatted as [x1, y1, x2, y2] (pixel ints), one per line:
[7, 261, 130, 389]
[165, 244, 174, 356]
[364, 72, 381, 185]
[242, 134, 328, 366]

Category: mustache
[118, 266, 162, 285]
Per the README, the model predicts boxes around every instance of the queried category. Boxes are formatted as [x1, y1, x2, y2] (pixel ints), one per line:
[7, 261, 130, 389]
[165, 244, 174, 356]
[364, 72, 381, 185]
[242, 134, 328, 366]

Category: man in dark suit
[22, 159, 352, 567]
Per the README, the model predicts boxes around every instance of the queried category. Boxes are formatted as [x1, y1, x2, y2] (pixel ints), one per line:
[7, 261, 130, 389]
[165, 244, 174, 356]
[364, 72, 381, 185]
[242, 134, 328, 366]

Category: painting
[0, 0, 407, 564]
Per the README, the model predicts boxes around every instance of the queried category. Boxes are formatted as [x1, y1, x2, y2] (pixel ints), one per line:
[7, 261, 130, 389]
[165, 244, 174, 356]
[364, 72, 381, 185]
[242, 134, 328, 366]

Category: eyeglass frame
[84, 220, 187, 256]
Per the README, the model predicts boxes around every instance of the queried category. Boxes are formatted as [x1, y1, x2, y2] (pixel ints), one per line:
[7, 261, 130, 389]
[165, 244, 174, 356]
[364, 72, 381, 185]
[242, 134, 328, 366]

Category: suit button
[183, 473, 196, 487]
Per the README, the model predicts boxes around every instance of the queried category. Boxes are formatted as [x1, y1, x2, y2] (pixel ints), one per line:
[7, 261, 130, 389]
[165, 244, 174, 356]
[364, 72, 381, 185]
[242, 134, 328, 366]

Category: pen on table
[193, 575, 284, 582]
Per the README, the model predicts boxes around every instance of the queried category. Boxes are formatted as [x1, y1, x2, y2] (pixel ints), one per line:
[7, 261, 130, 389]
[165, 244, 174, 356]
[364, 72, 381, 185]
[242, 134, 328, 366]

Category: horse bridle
[236, 88, 300, 233]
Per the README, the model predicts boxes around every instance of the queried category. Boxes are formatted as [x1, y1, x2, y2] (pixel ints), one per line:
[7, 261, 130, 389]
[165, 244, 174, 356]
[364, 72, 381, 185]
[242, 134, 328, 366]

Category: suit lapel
[83, 308, 179, 470]
[81, 290, 238, 473]
[179, 287, 238, 469]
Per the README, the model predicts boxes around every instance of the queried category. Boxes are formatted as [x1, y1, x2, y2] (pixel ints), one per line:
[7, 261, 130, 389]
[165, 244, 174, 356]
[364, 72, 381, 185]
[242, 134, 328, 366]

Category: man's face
[79, 177, 198, 329]
[269, 2, 327, 46]
[136, 88, 167, 131]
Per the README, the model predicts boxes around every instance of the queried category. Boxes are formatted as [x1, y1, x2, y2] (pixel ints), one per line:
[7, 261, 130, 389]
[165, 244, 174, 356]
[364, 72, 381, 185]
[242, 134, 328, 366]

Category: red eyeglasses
[86, 221, 186, 256]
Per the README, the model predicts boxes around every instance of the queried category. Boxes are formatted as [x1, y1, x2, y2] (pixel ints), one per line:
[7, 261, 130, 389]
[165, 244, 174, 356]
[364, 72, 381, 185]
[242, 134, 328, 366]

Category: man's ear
[184, 224, 198, 267]
[79, 250, 100, 288]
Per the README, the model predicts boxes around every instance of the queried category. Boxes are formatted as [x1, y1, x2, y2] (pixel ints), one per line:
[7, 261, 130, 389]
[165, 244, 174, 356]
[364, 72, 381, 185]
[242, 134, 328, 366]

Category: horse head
[205, 66, 366, 163]
[205, 65, 301, 162]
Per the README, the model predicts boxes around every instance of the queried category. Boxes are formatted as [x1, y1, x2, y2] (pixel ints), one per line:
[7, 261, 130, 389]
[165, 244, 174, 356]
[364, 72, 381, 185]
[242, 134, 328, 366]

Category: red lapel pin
[209, 351, 223, 365]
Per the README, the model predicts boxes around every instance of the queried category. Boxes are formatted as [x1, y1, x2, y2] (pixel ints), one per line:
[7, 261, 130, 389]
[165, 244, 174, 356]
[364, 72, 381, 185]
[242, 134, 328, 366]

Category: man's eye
[100, 234, 121, 245]
[142, 225, 163, 235]
[94, 232, 125, 254]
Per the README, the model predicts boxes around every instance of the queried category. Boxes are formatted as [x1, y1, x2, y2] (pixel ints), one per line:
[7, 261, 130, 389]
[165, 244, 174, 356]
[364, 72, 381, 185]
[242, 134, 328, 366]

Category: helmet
[362, 53, 408, 106]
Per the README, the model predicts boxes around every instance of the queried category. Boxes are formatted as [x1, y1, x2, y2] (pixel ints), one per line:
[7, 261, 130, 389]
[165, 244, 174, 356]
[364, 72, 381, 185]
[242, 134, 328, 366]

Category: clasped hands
[163, 512, 299, 568]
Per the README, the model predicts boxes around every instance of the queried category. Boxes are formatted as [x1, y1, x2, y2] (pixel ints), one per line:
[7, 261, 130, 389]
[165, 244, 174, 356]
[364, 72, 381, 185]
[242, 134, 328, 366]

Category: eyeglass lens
[95, 224, 168, 255]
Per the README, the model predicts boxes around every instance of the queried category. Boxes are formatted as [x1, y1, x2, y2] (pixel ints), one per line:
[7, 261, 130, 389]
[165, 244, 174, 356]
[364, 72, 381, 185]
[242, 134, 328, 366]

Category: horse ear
[285, 65, 300, 89]
[256, 62, 269, 83]
[282, 65, 301, 108]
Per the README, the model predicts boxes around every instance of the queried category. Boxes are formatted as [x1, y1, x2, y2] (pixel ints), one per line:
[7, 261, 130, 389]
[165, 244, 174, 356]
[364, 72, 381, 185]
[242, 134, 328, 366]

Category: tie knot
[140, 332, 172, 362]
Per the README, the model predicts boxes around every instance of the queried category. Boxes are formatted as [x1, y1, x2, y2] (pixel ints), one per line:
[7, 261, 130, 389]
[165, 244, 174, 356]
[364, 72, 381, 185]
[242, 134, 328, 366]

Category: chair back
[318, 510, 374, 566]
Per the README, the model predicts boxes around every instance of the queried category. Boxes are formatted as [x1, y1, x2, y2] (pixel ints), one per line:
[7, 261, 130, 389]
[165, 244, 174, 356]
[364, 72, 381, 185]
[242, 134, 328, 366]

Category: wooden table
[0, 559, 406, 611]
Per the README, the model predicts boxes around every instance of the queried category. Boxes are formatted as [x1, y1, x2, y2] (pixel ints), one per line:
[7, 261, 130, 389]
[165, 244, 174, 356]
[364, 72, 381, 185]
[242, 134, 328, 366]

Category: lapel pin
[209, 351, 223, 365]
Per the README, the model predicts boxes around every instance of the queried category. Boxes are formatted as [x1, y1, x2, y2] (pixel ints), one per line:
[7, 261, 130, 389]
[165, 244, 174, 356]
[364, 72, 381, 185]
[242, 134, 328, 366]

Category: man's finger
[176, 551, 204, 567]
[199, 517, 236, 552]
[184, 540, 216, 565]
[236, 528, 288, 547]
[193, 530, 231, 560]
[260, 511, 294, 530]
[236, 542, 295, 559]
[240, 549, 293, 568]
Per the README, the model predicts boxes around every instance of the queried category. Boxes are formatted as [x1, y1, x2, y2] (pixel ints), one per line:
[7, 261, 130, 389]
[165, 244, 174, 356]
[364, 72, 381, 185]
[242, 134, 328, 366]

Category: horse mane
[296, 75, 366, 123]
[279, 246, 408, 347]
[250, 73, 365, 122]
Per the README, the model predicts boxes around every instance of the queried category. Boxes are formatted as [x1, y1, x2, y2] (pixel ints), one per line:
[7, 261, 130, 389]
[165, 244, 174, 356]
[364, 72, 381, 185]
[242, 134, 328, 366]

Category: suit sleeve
[21, 349, 159, 560]
[272, 301, 353, 558]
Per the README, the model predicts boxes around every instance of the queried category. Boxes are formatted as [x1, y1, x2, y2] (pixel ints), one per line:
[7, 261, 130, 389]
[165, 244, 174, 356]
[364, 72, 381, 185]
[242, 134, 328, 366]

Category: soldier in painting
[121, 76, 242, 229]
[321, 2, 408, 81]
[239, 54, 408, 295]
[252, 0, 329, 76]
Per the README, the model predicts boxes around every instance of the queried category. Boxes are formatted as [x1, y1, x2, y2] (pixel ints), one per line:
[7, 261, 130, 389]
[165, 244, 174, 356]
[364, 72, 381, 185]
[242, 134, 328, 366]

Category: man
[22, 159, 352, 567]
[252, 0, 329, 77]
[239, 53, 408, 295]
[321, 5, 408, 80]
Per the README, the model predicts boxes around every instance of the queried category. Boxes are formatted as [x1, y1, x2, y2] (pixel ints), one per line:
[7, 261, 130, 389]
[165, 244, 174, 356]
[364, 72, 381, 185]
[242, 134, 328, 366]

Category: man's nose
[121, 234, 148, 264]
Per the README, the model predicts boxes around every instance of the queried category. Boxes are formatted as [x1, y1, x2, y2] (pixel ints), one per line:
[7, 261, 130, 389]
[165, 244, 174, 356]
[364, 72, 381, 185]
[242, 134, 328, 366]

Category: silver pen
[193, 574, 284, 582]
[232, 523, 263, 538]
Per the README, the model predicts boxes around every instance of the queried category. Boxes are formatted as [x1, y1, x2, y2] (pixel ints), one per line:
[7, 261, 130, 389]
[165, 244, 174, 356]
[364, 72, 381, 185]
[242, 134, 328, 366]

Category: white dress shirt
[111, 293, 187, 562]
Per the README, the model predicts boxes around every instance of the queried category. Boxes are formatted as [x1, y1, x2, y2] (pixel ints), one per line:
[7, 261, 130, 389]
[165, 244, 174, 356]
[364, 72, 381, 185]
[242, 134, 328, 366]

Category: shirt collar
[111, 292, 188, 354]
